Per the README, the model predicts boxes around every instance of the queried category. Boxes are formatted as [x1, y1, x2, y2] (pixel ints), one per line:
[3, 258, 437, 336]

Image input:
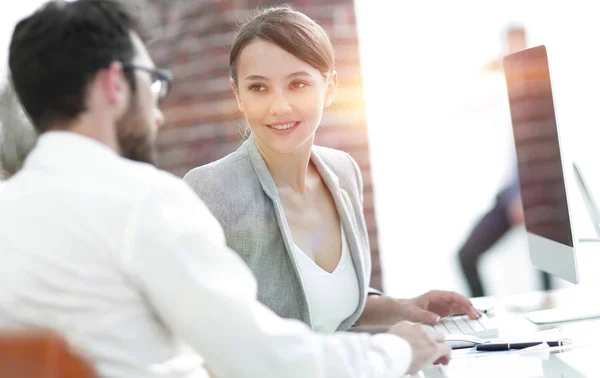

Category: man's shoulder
[115, 159, 197, 204]
[122, 160, 220, 221]
[122, 159, 180, 186]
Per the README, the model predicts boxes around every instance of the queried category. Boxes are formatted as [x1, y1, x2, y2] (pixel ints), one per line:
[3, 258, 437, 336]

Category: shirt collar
[23, 131, 121, 172]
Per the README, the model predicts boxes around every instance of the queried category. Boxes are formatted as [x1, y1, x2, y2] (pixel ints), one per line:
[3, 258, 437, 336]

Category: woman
[184, 6, 479, 333]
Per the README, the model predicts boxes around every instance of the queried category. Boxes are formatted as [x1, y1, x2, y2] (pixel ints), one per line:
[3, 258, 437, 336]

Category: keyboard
[432, 313, 499, 339]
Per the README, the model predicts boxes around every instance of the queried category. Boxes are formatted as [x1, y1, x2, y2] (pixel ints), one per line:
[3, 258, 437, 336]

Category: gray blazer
[183, 135, 377, 331]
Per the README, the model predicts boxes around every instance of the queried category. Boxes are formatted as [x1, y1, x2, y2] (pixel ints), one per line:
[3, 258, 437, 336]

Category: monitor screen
[503, 45, 573, 248]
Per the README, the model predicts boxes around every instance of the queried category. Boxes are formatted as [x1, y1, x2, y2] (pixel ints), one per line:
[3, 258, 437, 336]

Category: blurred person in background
[185, 5, 481, 337]
[0, 1, 454, 377]
[0, 80, 38, 182]
[457, 25, 554, 306]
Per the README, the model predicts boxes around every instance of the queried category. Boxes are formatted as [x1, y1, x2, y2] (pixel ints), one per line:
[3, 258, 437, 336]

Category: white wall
[354, 1, 600, 297]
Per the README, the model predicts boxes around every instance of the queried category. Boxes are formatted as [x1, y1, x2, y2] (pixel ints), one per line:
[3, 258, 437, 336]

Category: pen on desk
[475, 340, 571, 351]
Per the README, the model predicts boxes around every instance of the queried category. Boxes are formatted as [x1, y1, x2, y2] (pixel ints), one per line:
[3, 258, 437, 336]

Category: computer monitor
[503, 45, 579, 284]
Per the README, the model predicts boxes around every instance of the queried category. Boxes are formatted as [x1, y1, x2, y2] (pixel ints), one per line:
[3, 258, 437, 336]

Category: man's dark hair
[9, 0, 144, 133]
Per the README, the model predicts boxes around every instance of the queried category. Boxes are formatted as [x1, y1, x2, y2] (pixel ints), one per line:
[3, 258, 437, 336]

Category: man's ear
[324, 70, 338, 108]
[230, 78, 244, 114]
[100, 62, 129, 107]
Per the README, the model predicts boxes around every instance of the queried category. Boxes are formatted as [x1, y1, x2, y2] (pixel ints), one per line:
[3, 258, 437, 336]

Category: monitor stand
[525, 162, 600, 325]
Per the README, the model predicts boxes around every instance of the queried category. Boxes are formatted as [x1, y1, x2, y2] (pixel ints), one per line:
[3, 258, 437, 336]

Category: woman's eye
[248, 84, 266, 92]
[291, 81, 307, 89]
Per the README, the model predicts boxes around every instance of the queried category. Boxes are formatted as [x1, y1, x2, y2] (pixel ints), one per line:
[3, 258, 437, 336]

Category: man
[0, 1, 470, 377]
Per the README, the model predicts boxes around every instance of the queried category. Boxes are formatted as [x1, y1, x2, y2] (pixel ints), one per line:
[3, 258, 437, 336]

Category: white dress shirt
[0, 132, 412, 378]
[293, 226, 360, 333]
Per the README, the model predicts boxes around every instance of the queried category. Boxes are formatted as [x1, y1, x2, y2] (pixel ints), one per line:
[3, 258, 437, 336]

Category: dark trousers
[458, 200, 552, 298]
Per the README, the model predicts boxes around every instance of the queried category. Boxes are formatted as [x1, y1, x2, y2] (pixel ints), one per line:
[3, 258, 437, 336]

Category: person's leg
[537, 271, 556, 310]
[458, 203, 512, 297]
[541, 271, 552, 291]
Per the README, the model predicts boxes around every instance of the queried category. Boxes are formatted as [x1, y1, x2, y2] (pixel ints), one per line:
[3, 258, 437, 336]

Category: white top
[293, 226, 360, 333]
[0, 132, 412, 378]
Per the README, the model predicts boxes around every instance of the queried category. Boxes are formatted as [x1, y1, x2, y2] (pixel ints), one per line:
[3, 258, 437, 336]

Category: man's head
[8, 0, 170, 164]
[504, 24, 527, 55]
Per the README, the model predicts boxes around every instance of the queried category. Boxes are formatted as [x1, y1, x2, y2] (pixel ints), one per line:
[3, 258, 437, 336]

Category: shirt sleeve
[121, 177, 412, 378]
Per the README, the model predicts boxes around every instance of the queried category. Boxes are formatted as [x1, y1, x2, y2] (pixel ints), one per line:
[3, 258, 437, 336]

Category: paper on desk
[490, 329, 568, 344]
[451, 329, 569, 360]
[428, 354, 546, 377]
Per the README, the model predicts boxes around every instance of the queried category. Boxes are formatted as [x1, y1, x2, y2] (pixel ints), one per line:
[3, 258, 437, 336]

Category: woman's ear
[324, 70, 338, 108]
[230, 78, 244, 113]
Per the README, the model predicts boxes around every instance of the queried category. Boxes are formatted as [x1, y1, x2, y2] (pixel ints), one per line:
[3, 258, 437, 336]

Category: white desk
[410, 286, 600, 377]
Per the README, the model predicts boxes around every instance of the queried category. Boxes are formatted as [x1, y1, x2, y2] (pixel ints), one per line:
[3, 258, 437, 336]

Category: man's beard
[115, 97, 157, 165]
[117, 128, 157, 165]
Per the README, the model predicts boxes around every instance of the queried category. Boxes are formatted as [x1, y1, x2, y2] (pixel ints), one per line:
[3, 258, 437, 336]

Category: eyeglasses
[121, 62, 173, 104]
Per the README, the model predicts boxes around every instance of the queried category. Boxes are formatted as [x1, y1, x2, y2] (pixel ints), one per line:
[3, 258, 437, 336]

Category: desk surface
[410, 286, 600, 377]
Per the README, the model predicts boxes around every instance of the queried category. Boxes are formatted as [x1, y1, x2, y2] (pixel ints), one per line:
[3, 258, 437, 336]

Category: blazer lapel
[310, 150, 367, 304]
[244, 135, 278, 200]
[244, 135, 313, 326]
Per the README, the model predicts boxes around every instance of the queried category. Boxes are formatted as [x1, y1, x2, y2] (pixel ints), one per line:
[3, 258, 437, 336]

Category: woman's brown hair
[229, 5, 335, 85]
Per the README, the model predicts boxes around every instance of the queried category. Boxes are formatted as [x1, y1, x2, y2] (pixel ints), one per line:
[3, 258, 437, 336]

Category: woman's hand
[399, 290, 481, 325]
[358, 290, 480, 326]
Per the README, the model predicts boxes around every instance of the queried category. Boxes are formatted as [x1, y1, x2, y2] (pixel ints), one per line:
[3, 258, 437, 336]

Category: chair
[0, 331, 98, 378]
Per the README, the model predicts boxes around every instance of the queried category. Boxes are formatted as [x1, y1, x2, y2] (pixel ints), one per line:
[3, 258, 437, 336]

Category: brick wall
[143, 0, 382, 290]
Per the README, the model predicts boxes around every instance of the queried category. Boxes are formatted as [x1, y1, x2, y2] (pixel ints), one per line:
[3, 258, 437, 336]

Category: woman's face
[232, 39, 336, 154]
